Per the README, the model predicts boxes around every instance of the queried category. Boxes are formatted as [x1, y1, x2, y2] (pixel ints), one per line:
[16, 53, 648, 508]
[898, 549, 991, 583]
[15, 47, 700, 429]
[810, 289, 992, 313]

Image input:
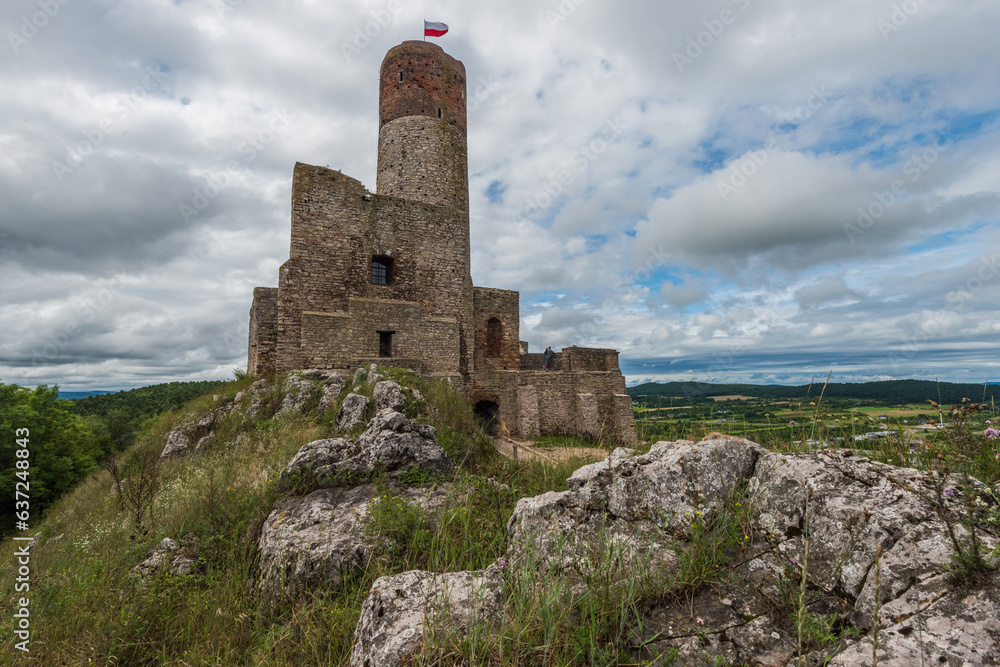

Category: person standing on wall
[543, 346, 554, 370]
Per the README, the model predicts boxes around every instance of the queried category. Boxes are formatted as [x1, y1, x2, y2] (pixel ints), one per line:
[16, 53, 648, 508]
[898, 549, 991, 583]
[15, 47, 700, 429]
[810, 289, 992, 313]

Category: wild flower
[985, 427, 999, 440]
[944, 487, 955, 498]
[695, 616, 704, 625]
[789, 420, 797, 426]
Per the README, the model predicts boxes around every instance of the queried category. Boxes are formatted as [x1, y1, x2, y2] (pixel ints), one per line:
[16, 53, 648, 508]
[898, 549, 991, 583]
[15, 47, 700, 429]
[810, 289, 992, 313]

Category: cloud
[1, 0, 999, 389]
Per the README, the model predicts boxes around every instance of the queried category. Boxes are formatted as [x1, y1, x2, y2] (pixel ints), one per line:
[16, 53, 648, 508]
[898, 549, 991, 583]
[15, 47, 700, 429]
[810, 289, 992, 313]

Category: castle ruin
[247, 40, 636, 444]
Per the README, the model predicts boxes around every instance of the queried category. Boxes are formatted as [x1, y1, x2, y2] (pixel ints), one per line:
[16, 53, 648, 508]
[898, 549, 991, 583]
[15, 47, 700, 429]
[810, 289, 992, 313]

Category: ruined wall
[476, 368, 636, 445]
[472, 287, 520, 371]
[563, 346, 620, 371]
[248, 287, 278, 378]
[274, 162, 472, 375]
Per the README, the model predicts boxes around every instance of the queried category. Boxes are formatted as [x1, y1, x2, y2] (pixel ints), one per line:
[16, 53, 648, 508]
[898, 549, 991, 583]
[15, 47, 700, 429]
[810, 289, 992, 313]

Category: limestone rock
[337, 393, 370, 431]
[828, 568, 1000, 666]
[373, 380, 406, 413]
[160, 426, 193, 460]
[258, 484, 454, 603]
[350, 565, 503, 667]
[279, 373, 318, 415]
[318, 381, 344, 416]
[506, 437, 763, 574]
[317, 409, 454, 483]
[280, 438, 359, 479]
[502, 438, 1000, 666]
[133, 537, 197, 578]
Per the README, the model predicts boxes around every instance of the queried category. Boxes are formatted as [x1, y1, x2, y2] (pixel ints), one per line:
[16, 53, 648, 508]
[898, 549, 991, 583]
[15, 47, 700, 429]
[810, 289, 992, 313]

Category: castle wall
[274, 162, 472, 375]
[247, 287, 278, 378]
[475, 368, 637, 445]
[472, 286, 520, 371]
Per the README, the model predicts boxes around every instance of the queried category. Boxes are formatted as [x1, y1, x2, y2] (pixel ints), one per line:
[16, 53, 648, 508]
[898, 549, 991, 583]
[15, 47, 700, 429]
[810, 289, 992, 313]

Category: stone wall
[274, 163, 473, 375]
[472, 287, 520, 371]
[248, 287, 278, 378]
[475, 368, 636, 445]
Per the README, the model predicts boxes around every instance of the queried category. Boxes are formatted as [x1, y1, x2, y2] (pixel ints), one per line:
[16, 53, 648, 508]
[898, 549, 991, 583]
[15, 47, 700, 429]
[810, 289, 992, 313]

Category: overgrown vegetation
[2, 373, 997, 665]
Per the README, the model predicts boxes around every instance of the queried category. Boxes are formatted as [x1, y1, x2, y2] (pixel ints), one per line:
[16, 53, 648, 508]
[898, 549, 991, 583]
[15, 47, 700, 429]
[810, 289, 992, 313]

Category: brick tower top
[379, 41, 467, 134]
[376, 41, 469, 212]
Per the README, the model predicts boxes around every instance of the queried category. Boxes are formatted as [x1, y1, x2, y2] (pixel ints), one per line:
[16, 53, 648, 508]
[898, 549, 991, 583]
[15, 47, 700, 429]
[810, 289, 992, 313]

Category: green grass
[2, 372, 997, 665]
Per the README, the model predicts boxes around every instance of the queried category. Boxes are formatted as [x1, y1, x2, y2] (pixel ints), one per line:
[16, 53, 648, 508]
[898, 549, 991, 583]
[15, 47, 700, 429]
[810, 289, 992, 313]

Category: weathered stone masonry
[248, 40, 636, 445]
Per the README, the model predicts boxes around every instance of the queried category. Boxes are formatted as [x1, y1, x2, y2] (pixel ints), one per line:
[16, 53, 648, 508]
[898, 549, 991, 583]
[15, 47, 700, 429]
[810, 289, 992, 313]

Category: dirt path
[494, 437, 607, 463]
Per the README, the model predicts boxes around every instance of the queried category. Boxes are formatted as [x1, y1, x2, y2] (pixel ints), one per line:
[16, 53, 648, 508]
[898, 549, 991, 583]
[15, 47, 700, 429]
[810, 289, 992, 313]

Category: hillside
[628, 378, 998, 405]
[2, 367, 998, 665]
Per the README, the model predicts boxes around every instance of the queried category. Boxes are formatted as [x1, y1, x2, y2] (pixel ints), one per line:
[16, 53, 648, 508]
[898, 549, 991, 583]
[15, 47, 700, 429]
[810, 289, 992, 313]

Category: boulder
[316, 409, 454, 483]
[257, 484, 454, 603]
[337, 393, 370, 431]
[280, 438, 359, 479]
[160, 427, 192, 460]
[373, 380, 406, 413]
[350, 564, 504, 667]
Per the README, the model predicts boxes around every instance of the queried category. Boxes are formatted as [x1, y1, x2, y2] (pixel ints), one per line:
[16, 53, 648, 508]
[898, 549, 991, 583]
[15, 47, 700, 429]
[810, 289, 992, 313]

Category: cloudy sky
[1, 0, 998, 390]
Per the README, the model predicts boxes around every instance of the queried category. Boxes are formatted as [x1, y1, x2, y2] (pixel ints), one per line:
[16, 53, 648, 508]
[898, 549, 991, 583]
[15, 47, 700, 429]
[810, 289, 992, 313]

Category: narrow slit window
[437, 107, 442, 118]
[371, 255, 393, 285]
[486, 317, 502, 358]
[398, 71, 404, 83]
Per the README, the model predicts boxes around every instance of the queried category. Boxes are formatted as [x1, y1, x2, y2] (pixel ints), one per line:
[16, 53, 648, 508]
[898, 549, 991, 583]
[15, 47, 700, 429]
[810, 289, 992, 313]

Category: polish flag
[424, 20, 448, 38]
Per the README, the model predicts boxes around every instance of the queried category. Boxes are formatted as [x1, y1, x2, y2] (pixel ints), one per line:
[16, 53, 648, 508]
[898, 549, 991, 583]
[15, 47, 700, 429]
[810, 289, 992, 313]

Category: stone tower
[376, 41, 469, 213]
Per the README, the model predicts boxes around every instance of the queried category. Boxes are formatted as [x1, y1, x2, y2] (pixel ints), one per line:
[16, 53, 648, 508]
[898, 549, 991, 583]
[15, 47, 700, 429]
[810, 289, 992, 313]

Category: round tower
[376, 41, 468, 212]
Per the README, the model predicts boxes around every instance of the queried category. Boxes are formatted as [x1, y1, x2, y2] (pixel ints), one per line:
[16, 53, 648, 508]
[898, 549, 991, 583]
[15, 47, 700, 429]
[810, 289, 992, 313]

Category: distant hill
[71, 380, 227, 420]
[59, 390, 116, 400]
[627, 379, 998, 405]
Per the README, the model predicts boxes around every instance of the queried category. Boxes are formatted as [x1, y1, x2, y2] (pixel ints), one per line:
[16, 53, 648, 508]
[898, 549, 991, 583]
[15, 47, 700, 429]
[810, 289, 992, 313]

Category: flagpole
[422, 20, 425, 41]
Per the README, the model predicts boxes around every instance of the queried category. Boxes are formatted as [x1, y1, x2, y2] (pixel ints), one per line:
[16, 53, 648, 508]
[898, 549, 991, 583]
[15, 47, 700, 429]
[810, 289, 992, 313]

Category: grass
[2, 370, 997, 665]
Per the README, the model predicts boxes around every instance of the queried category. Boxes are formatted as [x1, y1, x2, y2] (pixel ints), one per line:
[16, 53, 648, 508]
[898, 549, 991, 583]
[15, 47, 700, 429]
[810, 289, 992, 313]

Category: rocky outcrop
[507, 436, 763, 575]
[160, 411, 221, 460]
[316, 409, 454, 483]
[337, 393, 369, 431]
[278, 373, 318, 415]
[280, 437, 359, 480]
[257, 484, 454, 603]
[501, 438, 999, 666]
[350, 564, 504, 667]
[373, 380, 406, 413]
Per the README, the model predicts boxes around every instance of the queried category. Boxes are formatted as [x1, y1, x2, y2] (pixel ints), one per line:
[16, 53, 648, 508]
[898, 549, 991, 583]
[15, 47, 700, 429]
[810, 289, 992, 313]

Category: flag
[424, 20, 448, 38]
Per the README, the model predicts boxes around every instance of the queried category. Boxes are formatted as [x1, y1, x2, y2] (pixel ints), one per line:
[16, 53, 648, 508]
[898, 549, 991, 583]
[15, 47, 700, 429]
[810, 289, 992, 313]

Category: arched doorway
[473, 400, 500, 436]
